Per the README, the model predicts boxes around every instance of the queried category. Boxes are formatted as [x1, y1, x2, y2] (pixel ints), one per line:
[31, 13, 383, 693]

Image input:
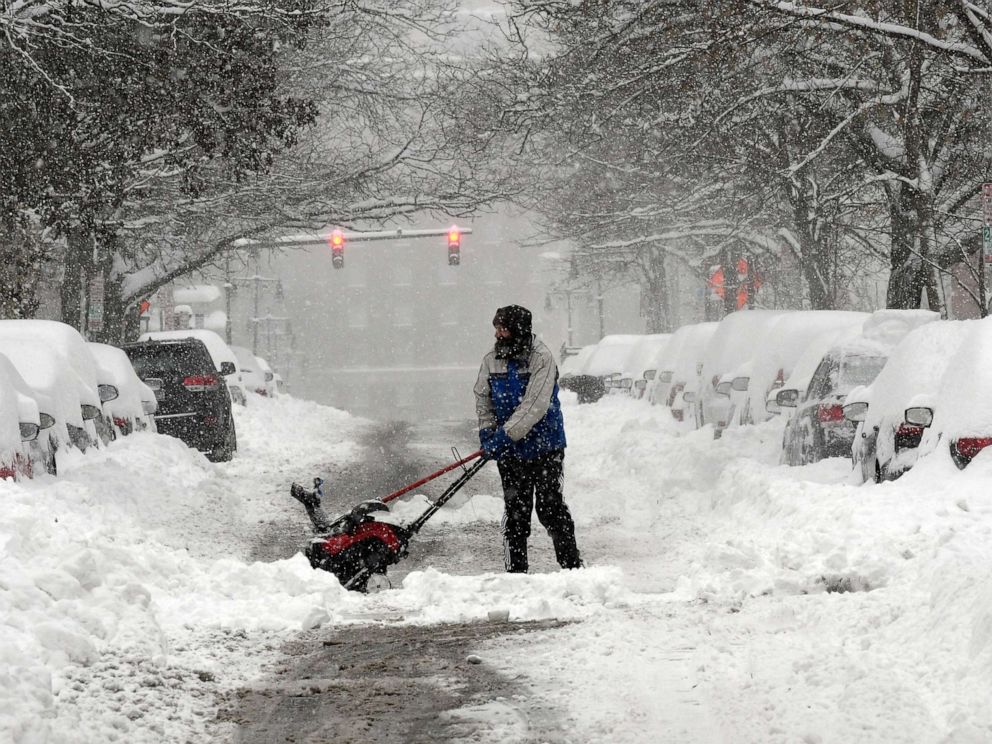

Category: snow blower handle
[380, 449, 483, 505]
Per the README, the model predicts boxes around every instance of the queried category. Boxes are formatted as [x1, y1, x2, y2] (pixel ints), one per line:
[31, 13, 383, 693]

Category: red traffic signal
[447, 226, 460, 266]
[328, 229, 345, 269]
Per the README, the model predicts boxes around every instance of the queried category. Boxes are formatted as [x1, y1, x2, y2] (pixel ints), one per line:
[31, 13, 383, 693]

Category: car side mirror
[98, 384, 119, 403]
[264, 371, 274, 382]
[39, 412, 55, 430]
[220, 361, 236, 376]
[683, 391, 697, 404]
[776, 388, 799, 408]
[644, 370, 656, 381]
[659, 371, 673, 383]
[19, 422, 40, 442]
[732, 377, 749, 392]
[715, 381, 732, 397]
[843, 401, 869, 423]
[904, 406, 934, 427]
[81, 404, 101, 421]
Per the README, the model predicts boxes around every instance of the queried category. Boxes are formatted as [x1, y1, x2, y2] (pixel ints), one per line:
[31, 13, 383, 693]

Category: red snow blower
[290, 449, 487, 592]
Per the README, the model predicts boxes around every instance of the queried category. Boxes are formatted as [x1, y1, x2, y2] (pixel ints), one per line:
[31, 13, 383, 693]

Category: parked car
[727, 311, 868, 427]
[665, 322, 718, 425]
[844, 320, 973, 482]
[124, 337, 237, 462]
[698, 311, 784, 434]
[254, 355, 276, 397]
[559, 345, 603, 403]
[0, 354, 45, 480]
[620, 334, 671, 399]
[87, 342, 158, 438]
[576, 334, 642, 398]
[231, 345, 269, 397]
[139, 329, 247, 406]
[778, 310, 939, 466]
[906, 316, 992, 469]
[0, 320, 104, 456]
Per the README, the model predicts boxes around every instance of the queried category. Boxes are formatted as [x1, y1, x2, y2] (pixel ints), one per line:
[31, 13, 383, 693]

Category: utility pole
[224, 255, 233, 344]
[596, 278, 605, 340]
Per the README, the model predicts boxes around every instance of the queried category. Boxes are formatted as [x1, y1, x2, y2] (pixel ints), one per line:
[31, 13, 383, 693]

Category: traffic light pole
[234, 226, 473, 249]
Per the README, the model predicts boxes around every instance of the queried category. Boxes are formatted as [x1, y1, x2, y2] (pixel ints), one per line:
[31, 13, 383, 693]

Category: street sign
[984, 225, 992, 264]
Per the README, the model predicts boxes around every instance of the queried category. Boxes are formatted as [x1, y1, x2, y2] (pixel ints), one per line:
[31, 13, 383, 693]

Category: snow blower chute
[290, 450, 486, 592]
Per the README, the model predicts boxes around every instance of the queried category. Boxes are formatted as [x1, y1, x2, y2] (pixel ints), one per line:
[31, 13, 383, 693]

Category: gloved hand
[481, 428, 513, 460]
[479, 427, 496, 448]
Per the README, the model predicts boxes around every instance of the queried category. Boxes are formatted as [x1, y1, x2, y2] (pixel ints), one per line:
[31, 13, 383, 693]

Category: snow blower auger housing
[290, 450, 486, 592]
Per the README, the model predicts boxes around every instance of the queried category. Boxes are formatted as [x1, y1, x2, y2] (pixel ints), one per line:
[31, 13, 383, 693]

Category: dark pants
[497, 449, 581, 573]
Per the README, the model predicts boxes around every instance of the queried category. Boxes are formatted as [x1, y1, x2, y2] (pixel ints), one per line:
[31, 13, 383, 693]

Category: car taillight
[183, 374, 219, 392]
[0, 464, 16, 480]
[953, 437, 992, 461]
[203, 415, 218, 426]
[817, 404, 844, 423]
[896, 424, 924, 439]
[113, 416, 128, 429]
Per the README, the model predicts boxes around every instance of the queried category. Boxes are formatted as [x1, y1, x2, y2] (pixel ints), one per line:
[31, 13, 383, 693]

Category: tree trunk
[61, 226, 90, 330]
[639, 245, 671, 332]
[0, 214, 42, 319]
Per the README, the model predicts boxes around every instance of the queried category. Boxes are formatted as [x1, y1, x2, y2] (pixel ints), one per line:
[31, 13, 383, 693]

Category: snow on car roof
[87, 343, 146, 419]
[861, 320, 973, 430]
[670, 322, 719, 385]
[622, 334, 671, 378]
[579, 334, 643, 377]
[700, 310, 785, 385]
[745, 310, 868, 402]
[139, 329, 236, 372]
[0, 320, 99, 391]
[931, 317, 992, 438]
[560, 345, 596, 376]
[0, 339, 91, 431]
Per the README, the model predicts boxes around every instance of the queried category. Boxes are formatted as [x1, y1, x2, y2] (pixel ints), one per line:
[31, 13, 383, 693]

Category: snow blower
[290, 449, 487, 592]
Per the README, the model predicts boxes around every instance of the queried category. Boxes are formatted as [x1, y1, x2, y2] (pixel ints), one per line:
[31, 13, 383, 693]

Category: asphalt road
[232, 418, 569, 743]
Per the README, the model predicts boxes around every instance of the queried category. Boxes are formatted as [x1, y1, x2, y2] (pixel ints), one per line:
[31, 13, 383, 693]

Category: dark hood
[493, 305, 533, 360]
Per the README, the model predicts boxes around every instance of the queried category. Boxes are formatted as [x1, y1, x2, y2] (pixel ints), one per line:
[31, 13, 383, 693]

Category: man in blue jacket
[474, 305, 582, 573]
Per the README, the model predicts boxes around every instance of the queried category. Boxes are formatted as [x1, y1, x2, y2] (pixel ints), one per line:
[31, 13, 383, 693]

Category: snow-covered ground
[4, 392, 992, 743]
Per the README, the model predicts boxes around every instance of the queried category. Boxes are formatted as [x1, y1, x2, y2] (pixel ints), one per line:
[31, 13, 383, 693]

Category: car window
[806, 358, 833, 400]
[840, 355, 887, 389]
[125, 344, 213, 377]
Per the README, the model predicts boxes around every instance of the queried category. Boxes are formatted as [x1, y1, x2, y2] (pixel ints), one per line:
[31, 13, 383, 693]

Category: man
[474, 304, 582, 573]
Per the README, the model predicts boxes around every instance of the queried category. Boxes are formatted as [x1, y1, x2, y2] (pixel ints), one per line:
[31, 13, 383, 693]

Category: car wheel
[208, 422, 237, 463]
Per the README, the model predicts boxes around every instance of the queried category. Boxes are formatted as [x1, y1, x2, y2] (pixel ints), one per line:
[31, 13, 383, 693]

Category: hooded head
[493, 305, 533, 359]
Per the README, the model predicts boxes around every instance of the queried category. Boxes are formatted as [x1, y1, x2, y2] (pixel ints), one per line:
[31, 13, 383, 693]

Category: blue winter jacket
[474, 335, 566, 460]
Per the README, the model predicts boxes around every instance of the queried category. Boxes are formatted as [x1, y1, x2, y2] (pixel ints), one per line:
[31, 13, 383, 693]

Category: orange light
[330, 229, 344, 247]
[448, 227, 460, 244]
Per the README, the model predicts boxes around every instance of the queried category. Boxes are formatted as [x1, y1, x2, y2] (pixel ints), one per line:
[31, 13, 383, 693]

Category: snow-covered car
[0, 353, 47, 480]
[906, 316, 992, 469]
[87, 342, 158, 438]
[230, 345, 268, 397]
[698, 310, 784, 433]
[665, 322, 718, 425]
[254, 355, 276, 397]
[843, 320, 973, 482]
[725, 310, 869, 426]
[578, 334, 643, 397]
[559, 345, 602, 403]
[778, 310, 939, 466]
[619, 334, 671, 399]
[0, 321, 105, 458]
[139, 329, 247, 406]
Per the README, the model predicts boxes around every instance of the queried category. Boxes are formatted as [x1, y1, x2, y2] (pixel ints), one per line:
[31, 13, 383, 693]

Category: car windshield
[840, 355, 886, 389]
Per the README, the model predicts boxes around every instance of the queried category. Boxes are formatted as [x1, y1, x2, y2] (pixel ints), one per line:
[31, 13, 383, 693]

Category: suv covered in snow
[123, 338, 237, 462]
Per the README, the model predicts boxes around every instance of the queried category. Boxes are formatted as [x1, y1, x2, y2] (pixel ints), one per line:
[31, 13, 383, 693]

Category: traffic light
[447, 226, 460, 266]
[329, 229, 345, 269]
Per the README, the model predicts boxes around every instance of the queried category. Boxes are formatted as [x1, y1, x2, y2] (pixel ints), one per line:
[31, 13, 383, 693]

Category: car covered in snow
[664, 322, 718, 425]
[578, 334, 643, 396]
[0, 353, 48, 480]
[230, 345, 270, 397]
[87, 342, 158, 438]
[777, 310, 939, 466]
[139, 329, 247, 406]
[697, 310, 784, 434]
[0, 320, 105, 458]
[254, 355, 276, 397]
[619, 334, 671, 399]
[726, 310, 869, 427]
